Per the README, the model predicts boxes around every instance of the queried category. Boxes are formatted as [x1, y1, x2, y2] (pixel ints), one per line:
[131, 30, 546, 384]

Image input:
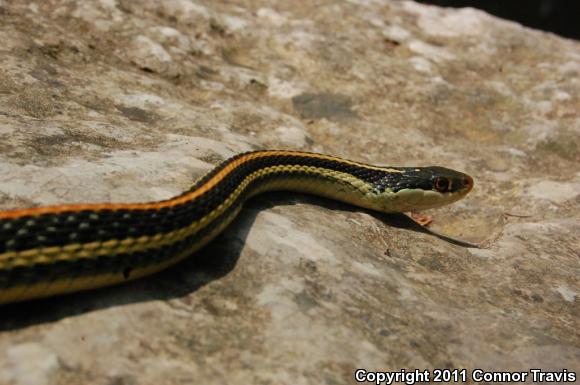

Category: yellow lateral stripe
[0, 204, 245, 305]
[0, 151, 398, 220]
[0, 165, 371, 266]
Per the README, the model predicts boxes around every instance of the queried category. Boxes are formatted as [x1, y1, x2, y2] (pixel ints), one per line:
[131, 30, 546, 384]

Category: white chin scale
[378, 188, 450, 212]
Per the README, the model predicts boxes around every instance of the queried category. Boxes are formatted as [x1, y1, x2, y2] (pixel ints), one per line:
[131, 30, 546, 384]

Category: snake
[0, 150, 473, 305]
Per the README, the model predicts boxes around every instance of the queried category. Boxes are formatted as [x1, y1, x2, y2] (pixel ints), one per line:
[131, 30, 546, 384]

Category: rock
[0, 1, 578, 384]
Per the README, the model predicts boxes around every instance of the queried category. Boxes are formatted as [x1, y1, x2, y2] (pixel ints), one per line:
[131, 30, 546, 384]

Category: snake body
[0, 150, 473, 304]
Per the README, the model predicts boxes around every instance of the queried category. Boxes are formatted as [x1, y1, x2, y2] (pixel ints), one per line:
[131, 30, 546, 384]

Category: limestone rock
[0, 1, 578, 384]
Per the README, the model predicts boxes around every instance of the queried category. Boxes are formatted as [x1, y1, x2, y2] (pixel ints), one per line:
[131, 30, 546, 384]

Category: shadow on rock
[0, 192, 476, 331]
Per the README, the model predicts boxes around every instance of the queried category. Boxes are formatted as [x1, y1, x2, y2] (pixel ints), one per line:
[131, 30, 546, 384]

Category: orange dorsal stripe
[0, 151, 384, 220]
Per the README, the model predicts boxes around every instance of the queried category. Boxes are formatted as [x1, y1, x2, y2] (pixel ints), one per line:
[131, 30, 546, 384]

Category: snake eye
[434, 177, 450, 193]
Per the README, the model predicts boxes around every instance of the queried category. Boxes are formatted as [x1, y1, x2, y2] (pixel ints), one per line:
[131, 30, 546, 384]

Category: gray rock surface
[0, 1, 578, 384]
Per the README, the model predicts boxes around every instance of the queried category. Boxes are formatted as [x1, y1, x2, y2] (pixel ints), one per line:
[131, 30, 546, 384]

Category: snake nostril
[463, 176, 474, 192]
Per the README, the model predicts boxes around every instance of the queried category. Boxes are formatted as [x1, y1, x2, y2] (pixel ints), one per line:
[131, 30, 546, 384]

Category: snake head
[427, 166, 474, 196]
[373, 166, 473, 212]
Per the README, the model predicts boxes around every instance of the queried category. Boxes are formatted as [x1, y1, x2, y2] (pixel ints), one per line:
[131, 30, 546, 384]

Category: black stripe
[0, 152, 411, 253]
[0, 168, 285, 288]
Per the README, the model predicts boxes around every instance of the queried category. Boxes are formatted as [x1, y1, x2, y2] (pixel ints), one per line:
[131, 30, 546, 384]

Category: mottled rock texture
[0, 1, 578, 384]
